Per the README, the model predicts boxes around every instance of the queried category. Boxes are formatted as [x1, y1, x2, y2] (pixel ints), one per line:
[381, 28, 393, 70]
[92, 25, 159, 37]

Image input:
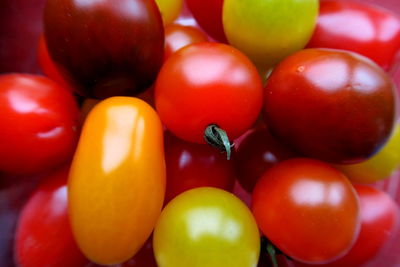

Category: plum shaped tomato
[164, 131, 235, 203]
[44, 0, 164, 99]
[307, 0, 400, 72]
[15, 167, 88, 267]
[155, 42, 263, 158]
[336, 123, 400, 183]
[153, 187, 260, 267]
[68, 97, 165, 265]
[223, 0, 318, 71]
[264, 49, 397, 164]
[252, 158, 361, 264]
[155, 0, 183, 26]
[0, 74, 79, 175]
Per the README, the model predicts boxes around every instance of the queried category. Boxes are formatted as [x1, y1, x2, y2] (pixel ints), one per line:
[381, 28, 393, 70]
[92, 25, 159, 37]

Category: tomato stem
[267, 243, 278, 267]
[204, 124, 233, 160]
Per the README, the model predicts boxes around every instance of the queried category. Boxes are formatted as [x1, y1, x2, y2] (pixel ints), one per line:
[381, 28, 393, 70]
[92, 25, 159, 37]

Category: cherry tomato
[186, 0, 227, 42]
[155, 42, 263, 146]
[264, 49, 397, 164]
[234, 127, 296, 192]
[153, 187, 260, 267]
[252, 158, 361, 264]
[307, 0, 400, 71]
[164, 131, 235, 203]
[14, 167, 88, 267]
[0, 74, 79, 175]
[69, 97, 166, 265]
[155, 0, 183, 25]
[223, 0, 318, 70]
[164, 24, 208, 60]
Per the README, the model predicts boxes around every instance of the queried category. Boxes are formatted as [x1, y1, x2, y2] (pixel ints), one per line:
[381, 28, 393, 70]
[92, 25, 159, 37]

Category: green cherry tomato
[153, 187, 260, 267]
[223, 0, 318, 70]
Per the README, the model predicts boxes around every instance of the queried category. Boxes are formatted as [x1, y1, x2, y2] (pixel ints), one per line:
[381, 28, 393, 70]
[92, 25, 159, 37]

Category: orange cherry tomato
[68, 97, 166, 265]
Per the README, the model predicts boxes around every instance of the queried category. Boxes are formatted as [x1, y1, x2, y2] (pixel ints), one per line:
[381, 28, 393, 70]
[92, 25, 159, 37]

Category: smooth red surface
[0, 74, 79, 175]
[252, 158, 361, 264]
[155, 42, 263, 143]
[44, 0, 164, 99]
[307, 0, 400, 71]
[164, 131, 236, 203]
[14, 167, 88, 267]
[264, 49, 397, 164]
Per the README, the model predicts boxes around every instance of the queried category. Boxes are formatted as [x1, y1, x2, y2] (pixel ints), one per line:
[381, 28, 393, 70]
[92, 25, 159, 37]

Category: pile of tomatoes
[1, 0, 400, 266]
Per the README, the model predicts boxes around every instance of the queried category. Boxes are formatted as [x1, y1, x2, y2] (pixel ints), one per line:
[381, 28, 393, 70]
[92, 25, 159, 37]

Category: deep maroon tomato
[14, 167, 88, 267]
[0, 74, 79, 175]
[264, 49, 397, 164]
[44, 0, 164, 99]
[252, 158, 360, 264]
[307, 0, 400, 71]
[234, 127, 296, 193]
[164, 24, 208, 60]
[294, 184, 400, 267]
[155, 42, 263, 149]
[164, 131, 236, 203]
[185, 0, 226, 42]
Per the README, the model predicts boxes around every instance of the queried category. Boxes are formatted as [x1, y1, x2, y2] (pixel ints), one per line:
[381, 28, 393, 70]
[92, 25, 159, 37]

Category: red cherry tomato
[252, 158, 361, 264]
[0, 74, 80, 174]
[185, 0, 226, 42]
[155, 42, 263, 146]
[307, 0, 400, 71]
[234, 127, 296, 192]
[14, 167, 88, 267]
[164, 24, 208, 60]
[164, 131, 236, 203]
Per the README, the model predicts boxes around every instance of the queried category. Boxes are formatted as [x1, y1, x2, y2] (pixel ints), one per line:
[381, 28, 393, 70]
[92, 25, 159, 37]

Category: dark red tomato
[234, 127, 296, 193]
[14, 167, 88, 267]
[307, 0, 400, 71]
[293, 184, 400, 267]
[185, 0, 226, 42]
[164, 24, 208, 60]
[252, 158, 361, 264]
[155, 42, 263, 146]
[264, 49, 397, 164]
[164, 131, 236, 203]
[37, 34, 73, 91]
[0, 74, 80, 175]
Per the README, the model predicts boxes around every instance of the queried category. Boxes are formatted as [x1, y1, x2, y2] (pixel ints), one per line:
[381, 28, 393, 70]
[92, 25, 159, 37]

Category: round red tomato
[0, 74, 80, 174]
[252, 158, 361, 264]
[155, 42, 263, 150]
[307, 0, 400, 71]
[14, 167, 88, 267]
[164, 131, 236, 203]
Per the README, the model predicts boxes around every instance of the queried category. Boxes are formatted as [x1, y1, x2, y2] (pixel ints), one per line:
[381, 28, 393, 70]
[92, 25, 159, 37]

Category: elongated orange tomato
[68, 97, 166, 265]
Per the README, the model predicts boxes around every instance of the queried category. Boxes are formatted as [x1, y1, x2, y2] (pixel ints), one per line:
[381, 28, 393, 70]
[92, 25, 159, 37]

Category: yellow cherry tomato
[153, 187, 260, 267]
[155, 0, 183, 25]
[337, 123, 400, 183]
[69, 97, 166, 265]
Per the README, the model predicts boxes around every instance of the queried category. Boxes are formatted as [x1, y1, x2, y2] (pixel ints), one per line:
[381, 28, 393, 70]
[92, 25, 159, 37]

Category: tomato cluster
[1, 0, 400, 267]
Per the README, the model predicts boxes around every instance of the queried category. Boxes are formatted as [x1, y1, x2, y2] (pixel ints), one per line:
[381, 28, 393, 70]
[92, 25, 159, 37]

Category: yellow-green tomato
[155, 0, 183, 25]
[69, 97, 166, 265]
[337, 123, 400, 183]
[153, 187, 260, 267]
[223, 0, 318, 70]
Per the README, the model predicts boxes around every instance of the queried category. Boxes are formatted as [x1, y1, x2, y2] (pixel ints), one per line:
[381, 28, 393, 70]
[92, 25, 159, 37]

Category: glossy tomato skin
[15, 167, 88, 267]
[308, 0, 400, 71]
[0, 74, 79, 175]
[153, 187, 260, 267]
[164, 131, 235, 203]
[264, 49, 397, 164]
[155, 42, 263, 144]
[164, 24, 208, 60]
[252, 158, 361, 264]
[44, 0, 164, 99]
[69, 97, 165, 265]
[234, 127, 296, 193]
